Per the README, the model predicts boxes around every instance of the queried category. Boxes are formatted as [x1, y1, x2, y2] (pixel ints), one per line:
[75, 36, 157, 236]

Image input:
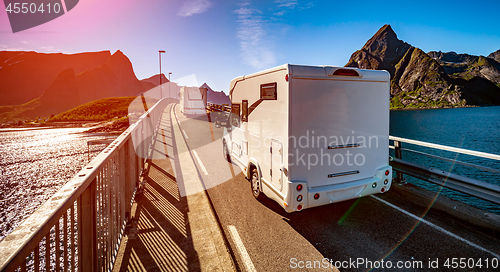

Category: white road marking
[228, 225, 257, 272]
[371, 195, 500, 259]
[192, 150, 209, 176]
[182, 130, 188, 139]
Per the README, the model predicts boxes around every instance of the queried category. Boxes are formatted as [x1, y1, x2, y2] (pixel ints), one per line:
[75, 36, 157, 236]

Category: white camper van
[222, 64, 392, 212]
[180, 86, 207, 115]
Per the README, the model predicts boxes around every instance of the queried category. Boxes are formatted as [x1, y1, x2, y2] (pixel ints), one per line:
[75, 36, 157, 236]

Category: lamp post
[159, 50, 166, 99]
[169, 72, 172, 98]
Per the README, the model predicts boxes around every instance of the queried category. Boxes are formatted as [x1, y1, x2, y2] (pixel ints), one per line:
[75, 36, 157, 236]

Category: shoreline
[0, 119, 129, 134]
[389, 104, 492, 111]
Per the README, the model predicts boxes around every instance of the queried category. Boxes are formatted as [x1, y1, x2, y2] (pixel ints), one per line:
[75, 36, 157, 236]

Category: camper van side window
[231, 103, 240, 127]
[241, 100, 248, 122]
[260, 83, 277, 100]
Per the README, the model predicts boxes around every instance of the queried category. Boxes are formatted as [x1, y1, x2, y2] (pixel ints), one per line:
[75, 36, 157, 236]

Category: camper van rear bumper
[286, 166, 392, 212]
[307, 166, 392, 209]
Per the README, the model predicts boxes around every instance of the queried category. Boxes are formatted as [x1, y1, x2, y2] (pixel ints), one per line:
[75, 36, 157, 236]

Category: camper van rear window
[260, 83, 277, 100]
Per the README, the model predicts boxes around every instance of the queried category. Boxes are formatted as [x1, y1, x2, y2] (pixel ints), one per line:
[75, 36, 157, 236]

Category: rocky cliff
[346, 25, 500, 108]
[75, 50, 146, 104]
[140, 73, 169, 93]
[141, 74, 169, 87]
[428, 51, 500, 85]
[0, 50, 152, 122]
[488, 49, 500, 63]
[39, 68, 80, 116]
[0, 51, 110, 106]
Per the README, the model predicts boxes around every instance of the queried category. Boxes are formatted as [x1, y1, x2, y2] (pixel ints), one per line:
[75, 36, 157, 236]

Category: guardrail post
[78, 179, 97, 272]
[394, 140, 407, 184]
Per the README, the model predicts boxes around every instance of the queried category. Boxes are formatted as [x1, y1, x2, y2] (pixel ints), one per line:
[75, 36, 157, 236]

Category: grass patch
[474, 56, 488, 67]
[0, 98, 42, 123]
[49, 96, 159, 122]
[425, 81, 446, 87]
[443, 89, 459, 96]
[390, 95, 404, 109]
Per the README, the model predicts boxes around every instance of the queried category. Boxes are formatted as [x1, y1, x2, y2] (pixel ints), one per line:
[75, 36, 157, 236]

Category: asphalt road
[173, 103, 500, 272]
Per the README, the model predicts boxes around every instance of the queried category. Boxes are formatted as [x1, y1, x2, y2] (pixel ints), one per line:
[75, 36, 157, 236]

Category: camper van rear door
[271, 139, 283, 191]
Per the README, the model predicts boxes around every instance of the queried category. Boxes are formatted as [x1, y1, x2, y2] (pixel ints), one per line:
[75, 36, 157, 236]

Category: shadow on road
[114, 104, 201, 271]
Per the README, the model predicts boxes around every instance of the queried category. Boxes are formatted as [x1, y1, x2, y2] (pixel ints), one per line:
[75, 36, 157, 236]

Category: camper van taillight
[296, 184, 303, 191]
[285, 74, 289, 82]
[297, 205, 303, 211]
[385, 170, 390, 176]
[332, 69, 359, 77]
[314, 193, 320, 200]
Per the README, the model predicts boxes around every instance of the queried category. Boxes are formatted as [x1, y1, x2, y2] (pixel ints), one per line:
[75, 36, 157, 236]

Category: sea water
[390, 106, 500, 214]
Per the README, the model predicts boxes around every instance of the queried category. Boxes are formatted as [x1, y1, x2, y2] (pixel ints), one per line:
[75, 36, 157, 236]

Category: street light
[169, 72, 172, 98]
[159, 50, 166, 99]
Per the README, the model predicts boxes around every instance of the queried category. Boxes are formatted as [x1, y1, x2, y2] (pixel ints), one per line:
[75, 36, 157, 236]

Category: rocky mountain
[428, 51, 500, 85]
[346, 25, 500, 108]
[488, 49, 500, 63]
[200, 83, 230, 105]
[39, 68, 80, 116]
[74, 50, 146, 104]
[427, 51, 478, 64]
[141, 74, 169, 87]
[139, 74, 169, 94]
[0, 51, 110, 106]
[0, 50, 153, 122]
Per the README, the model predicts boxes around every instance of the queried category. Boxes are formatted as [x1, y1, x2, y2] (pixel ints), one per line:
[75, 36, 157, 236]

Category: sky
[1, 0, 499, 93]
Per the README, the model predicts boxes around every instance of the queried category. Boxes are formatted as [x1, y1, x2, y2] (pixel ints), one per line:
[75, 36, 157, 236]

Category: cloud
[235, 1, 277, 70]
[273, 0, 297, 15]
[273, 0, 313, 16]
[178, 0, 212, 17]
[40, 46, 66, 53]
[41, 46, 57, 51]
[275, 0, 298, 8]
[301, 2, 314, 9]
[0, 44, 25, 51]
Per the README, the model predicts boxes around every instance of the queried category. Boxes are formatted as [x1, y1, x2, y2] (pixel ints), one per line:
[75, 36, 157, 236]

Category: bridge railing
[389, 136, 500, 205]
[0, 98, 171, 272]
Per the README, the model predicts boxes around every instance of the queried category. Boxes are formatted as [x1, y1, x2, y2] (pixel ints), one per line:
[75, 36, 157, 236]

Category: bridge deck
[113, 104, 235, 271]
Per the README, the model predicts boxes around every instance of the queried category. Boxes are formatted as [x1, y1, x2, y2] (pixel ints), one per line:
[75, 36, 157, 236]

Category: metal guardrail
[389, 136, 500, 205]
[87, 139, 115, 162]
[0, 98, 171, 272]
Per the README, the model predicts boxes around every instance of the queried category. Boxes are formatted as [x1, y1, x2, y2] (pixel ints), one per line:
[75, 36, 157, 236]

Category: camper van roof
[229, 64, 389, 95]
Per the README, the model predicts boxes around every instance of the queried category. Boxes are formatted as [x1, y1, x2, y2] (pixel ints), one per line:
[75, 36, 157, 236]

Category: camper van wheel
[223, 140, 231, 162]
[251, 168, 265, 200]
